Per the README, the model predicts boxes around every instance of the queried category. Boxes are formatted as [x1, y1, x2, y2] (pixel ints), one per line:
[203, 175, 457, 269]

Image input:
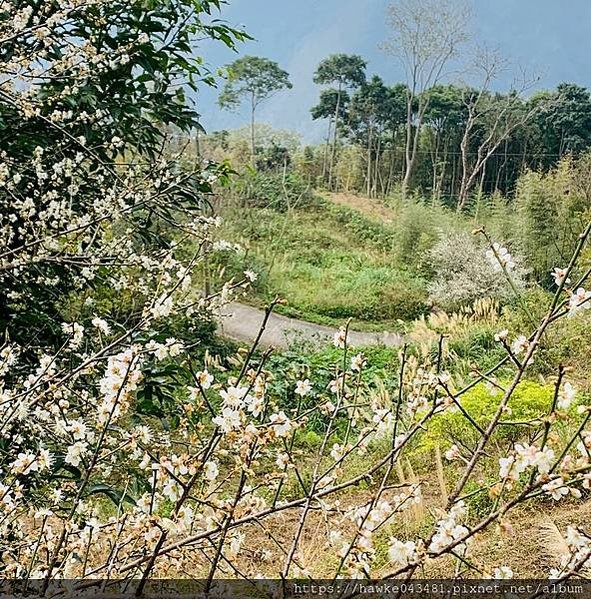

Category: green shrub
[532, 311, 591, 381]
[515, 159, 589, 284]
[384, 195, 466, 271]
[229, 169, 315, 211]
[499, 287, 591, 379]
[446, 324, 506, 373]
[423, 381, 555, 451]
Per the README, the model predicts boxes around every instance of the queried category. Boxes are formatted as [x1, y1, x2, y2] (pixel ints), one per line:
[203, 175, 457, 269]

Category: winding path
[216, 193, 406, 350]
[217, 302, 404, 350]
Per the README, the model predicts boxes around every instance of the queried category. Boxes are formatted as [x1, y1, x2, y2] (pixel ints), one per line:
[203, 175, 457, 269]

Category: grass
[214, 197, 429, 330]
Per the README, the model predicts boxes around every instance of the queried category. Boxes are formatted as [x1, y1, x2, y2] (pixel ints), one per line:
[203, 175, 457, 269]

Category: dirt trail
[323, 191, 397, 223]
[217, 302, 403, 350]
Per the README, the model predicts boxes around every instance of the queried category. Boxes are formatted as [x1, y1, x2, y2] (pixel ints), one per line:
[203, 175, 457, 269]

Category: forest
[205, 12, 591, 209]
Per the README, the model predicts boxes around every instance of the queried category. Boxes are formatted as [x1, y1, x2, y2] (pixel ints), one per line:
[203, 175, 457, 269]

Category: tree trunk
[328, 82, 343, 190]
[430, 129, 440, 201]
[321, 118, 333, 181]
[457, 111, 474, 212]
[373, 131, 382, 198]
[366, 123, 373, 198]
[386, 141, 396, 197]
[402, 94, 414, 197]
[250, 95, 256, 167]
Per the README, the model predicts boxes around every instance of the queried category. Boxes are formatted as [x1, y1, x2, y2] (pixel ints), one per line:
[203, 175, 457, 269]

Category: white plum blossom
[294, 379, 312, 397]
[568, 288, 591, 317]
[212, 240, 241, 252]
[151, 294, 174, 319]
[486, 243, 515, 272]
[428, 501, 470, 554]
[551, 267, 570, 287]
[145, 338, 183, 361]
[12, 452, 38, 475]
[493, 566, 514, 579]
[511, 336, 530, 355]
[243, 270, 257, 283]
[97, 349, 143, 424]
[65, 441, 89, 468]
[499, 455, 520, 481]
[333, 327, 348, 349]
[135, 426, 152, 445]
[445, 444, 461, 461]
[61, 322, 85, 349]
[387, 538, 419, 567]
[330, 444, 343, 461]
[162, 479, 182, 502]
[91, 317, 111, 335]
[245, 394, 264, 418]
[275, 452, 289, 469]
[195, 370, 214, 389]
[67, 420, 87, 441]
[220, 385, 251, 409]
[37, 448, 53, 471]
[212, 407, 242, 433]
[577, 431, 591, 457]
[350, 353, 366, 372]
[558, 382, 576, 410]
[494, 329, 509, 342]
[530, 447, 555, 474]
[542, 477, 579, 501]
[372, 409, 395, 440]
[500, 444, 555, 480]
[269, 411, 292, 438]
[204, 461, 219, 481]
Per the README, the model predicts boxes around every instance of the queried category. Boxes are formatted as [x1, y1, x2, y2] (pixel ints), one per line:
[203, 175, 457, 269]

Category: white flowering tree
[3, 0, 591, 593]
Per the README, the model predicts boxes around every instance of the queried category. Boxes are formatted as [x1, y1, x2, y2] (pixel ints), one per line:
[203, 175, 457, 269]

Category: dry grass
[322, 192, 396, 224]
[467, 499, 591, 577]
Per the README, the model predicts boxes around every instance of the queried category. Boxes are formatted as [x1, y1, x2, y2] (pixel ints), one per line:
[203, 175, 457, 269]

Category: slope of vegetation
[215, 194, 430, 328]
[7, 0, 591, 587]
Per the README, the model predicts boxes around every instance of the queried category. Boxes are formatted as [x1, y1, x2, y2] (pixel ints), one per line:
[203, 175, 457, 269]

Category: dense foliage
[5, 0, 591, 589]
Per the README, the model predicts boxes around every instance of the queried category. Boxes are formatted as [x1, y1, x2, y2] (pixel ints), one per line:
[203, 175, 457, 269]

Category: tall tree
[218, 56, 292, 163]
[423, 84, 466, 199]
[348, 76, 397, 197]
[530, 83, 591, 167]
[456, 49, 543, 211]
[382, 0, 470, 196]
[311, 88, 351, 181]
[313, 54, 367, 187]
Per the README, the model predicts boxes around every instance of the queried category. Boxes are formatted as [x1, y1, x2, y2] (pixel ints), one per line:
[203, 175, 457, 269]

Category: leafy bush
[515, 158, 590, 283]
[427, 232, 528, 311]
[229, 170, 315, 211]
[385, 195, 465, 271]
[446, 324, 506, 373]
[530, 310, 591, 381]
[424, 381, 555, 450]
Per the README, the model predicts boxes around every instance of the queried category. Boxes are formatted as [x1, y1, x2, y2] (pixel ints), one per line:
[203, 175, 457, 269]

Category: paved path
[217, 302, 404, 350]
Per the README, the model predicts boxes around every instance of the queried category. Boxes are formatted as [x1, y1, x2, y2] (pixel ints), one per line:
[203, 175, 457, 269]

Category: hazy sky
[196, 0, 591, 143]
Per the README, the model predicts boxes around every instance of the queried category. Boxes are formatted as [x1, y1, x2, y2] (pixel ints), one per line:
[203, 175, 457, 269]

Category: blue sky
[196, 0, 591, 143]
